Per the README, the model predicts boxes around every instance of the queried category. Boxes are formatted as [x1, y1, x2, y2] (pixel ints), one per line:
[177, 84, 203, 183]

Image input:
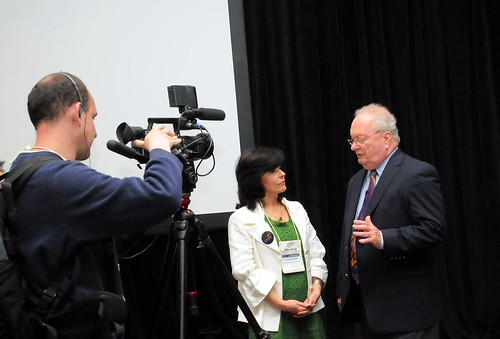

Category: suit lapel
[365, 149, 403, 216]
[284, 201, 308, 247]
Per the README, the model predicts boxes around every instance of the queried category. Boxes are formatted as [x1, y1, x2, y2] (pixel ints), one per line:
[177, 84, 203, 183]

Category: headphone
[59, 72, 85, 118]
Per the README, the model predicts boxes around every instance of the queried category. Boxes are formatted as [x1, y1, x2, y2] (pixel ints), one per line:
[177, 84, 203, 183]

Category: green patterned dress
[249, 215, 326, 339]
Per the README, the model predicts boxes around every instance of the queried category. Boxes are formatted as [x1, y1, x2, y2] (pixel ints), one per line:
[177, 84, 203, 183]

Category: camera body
[108, 85, 224, 193]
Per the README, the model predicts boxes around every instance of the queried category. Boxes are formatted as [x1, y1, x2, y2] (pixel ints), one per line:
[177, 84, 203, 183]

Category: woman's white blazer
[228, 198, 328, 331]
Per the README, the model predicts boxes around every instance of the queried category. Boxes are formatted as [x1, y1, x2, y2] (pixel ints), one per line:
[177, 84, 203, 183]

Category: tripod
[150, 192, 270, 339]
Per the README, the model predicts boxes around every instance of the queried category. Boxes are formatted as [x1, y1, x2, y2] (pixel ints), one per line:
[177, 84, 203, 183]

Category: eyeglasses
[347, 130, 383, 147]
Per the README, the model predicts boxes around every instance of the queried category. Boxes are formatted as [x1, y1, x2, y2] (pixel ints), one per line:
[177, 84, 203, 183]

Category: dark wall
[239, 0, 500, 338]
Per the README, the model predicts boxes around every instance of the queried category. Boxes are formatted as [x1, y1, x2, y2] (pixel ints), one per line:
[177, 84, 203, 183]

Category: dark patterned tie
[350, 170, 377, 284]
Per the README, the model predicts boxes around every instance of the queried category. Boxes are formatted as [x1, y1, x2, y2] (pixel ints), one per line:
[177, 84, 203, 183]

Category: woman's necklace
[265, 204, 284, 221]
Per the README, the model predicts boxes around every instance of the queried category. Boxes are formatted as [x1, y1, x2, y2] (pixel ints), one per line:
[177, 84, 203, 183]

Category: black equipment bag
[0, 156, 127, 338]
[43, 291, 127, 339]
[0, 258, 41, 338]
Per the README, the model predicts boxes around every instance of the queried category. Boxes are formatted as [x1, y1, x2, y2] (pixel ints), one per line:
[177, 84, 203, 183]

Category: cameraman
[10, 72, 183, 334]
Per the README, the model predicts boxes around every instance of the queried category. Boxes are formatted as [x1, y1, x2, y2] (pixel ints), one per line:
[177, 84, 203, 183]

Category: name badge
[279, 240, 305, 274]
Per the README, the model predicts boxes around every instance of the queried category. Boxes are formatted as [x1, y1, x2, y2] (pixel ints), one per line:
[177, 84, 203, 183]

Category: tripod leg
[168, 213, 189, 339]
[151, 232, 177, 336]
[150, 217, 189, 339]
[175, 219, 189, 339]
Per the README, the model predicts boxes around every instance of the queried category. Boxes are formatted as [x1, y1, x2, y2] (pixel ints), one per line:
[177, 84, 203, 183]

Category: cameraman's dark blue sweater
[11, 149, 183, 310]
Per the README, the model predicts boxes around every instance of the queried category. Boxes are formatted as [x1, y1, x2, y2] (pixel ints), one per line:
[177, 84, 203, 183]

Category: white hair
[354, 103, 400, 143]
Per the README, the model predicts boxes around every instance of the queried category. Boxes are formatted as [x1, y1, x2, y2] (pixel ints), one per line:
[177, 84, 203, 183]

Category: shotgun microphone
[181, 108, 225, 121]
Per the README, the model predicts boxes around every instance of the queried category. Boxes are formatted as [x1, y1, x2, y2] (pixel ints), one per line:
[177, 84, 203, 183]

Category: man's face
[76, 93, 98, 161]
[349, 114, 388, 170]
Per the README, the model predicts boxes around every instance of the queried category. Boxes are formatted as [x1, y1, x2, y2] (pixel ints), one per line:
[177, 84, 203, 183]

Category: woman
[228, 147, 328, 338]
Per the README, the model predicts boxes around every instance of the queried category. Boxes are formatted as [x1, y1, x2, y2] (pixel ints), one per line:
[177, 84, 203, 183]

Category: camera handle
[151, 194, 270, 339]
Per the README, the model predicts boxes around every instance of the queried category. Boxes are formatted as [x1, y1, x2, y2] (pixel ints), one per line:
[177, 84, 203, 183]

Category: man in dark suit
[336, 103, 446, 338]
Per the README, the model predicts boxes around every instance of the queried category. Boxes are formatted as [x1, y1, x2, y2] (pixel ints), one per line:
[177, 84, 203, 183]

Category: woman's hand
[282, 299, 314, 318]
[265, 289, 313, 318]
[304, 283, 322, 308]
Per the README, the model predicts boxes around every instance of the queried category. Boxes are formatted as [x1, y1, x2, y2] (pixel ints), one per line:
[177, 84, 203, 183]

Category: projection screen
[0, 0, 252, 227]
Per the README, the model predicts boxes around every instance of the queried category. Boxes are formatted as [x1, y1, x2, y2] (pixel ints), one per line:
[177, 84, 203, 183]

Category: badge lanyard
[263, 205, 305, 274]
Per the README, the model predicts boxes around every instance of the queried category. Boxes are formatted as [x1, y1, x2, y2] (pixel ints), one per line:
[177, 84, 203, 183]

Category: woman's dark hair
[27, 72, 90, 128]
[235, 147, 285, 210]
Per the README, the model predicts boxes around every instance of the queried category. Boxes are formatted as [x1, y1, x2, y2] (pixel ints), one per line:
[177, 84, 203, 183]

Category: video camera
[107, 85, 225, 193]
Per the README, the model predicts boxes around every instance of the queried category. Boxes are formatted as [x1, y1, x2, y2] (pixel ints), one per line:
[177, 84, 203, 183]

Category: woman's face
[261, 166, 287, 196]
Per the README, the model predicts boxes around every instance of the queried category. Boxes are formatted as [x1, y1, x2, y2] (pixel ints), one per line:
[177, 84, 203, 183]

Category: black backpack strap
[0, 156, 82, 316]
[1, 156, 62, 244]
[37, 254, 82, 316]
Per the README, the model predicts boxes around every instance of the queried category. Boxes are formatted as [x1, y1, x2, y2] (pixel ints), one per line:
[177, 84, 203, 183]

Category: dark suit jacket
[336, 149, 446, 333]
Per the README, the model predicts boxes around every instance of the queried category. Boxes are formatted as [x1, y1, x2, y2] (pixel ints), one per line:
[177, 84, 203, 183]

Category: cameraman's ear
[76, 102, 84, 119]
[68, 102, 83, 126]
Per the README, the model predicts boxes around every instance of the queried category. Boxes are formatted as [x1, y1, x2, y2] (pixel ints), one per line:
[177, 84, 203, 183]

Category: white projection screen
[0, 1, 252, 227]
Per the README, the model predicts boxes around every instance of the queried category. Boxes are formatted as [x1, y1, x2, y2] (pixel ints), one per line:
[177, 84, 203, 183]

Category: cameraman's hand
[133, 125, 181, 153]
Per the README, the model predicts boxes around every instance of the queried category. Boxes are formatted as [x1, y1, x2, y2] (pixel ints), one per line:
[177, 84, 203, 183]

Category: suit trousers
[341, 278, 439, 339]
[364, 324, 439, 339]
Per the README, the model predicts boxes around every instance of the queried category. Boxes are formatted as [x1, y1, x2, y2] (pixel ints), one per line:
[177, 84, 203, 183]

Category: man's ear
[383, 131, 393, 148]
[384, 130, 392, 142]
[76, 101, 84, 118]
[69, 102, 83, 126]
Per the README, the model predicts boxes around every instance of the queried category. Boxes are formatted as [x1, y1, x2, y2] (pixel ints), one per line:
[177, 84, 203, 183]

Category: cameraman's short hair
[27, 73, 89, 128]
